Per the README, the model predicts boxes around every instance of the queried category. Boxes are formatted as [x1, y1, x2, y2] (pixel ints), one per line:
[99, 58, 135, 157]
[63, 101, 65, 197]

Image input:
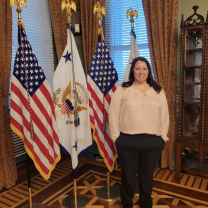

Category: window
[104, 0, 151, 84]
[10, 0, 55, 158]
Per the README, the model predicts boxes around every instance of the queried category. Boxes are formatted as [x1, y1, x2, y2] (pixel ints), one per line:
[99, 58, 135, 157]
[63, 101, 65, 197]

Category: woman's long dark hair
[122, 56, 162, 93]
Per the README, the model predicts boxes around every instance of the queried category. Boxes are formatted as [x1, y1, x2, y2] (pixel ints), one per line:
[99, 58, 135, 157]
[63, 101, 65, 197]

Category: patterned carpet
[0, 157, 208, 208]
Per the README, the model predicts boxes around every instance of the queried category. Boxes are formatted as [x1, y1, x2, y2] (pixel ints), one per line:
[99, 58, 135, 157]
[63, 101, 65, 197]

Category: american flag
[10, 24, 61, 180]
[87, 34, 119, 172]
[62, 99, 74, 114]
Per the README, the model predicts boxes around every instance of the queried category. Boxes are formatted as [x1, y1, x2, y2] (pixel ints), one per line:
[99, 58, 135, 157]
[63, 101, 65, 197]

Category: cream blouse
[109, 85, 169, 142]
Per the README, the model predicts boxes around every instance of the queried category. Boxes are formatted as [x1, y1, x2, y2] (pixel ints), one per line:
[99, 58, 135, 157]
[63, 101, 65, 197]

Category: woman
[109, 57, 169, 208]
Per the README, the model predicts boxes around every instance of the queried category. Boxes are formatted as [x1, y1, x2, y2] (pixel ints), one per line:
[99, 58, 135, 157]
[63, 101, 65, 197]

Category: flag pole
[93, 2, 120, 201]
[27, 155, 32, 208]
[123, 6, 140, 79]
[10, 1, 45, 207]
[60, 1, 89, 207]
[10, 0, 45, 208]
[21, 155, 45, 208]
[126, 8, 140, 195]
[62, 175, 89, 208]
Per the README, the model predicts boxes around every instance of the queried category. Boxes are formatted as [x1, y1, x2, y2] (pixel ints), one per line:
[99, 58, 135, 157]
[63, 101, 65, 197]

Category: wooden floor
[154, 168, 208, 191]
[0, 157, 208, 208]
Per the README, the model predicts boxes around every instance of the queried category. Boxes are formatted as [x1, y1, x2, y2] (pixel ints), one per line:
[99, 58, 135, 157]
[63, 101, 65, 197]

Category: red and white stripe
[10, 76, 60, 180]
[62, 102, 71, 114]
[87, 75, 118, 172]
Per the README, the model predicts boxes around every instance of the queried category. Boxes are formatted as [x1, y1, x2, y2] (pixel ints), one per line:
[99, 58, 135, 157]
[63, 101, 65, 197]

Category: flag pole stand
[96, 172, 120, 201]
[21, 155, 45, 208]
[62, 178, 89, 208]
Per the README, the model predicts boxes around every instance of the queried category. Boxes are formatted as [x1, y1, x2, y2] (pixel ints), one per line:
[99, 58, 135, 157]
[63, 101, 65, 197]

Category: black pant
[116, 133, 165, 208]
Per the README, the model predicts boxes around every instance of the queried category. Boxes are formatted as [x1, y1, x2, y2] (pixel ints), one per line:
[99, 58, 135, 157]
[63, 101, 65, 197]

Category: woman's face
[133, 60, 149, 84]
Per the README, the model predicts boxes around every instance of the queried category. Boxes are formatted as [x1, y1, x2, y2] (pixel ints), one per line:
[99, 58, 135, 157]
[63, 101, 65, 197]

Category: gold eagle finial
[10, 0, 27, 19]
[93, 2, 105, 26]
[10, 0, 27, 31]
[126, 7, 138, 28]
[61, 0, 76, 23]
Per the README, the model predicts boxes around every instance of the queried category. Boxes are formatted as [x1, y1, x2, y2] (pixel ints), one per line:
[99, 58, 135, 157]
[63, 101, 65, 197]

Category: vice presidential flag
[10, 23, 61, 180]
[123, 28, 140, 82]
[87, 33, 119, 172]
[53, 23, 92, 174]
